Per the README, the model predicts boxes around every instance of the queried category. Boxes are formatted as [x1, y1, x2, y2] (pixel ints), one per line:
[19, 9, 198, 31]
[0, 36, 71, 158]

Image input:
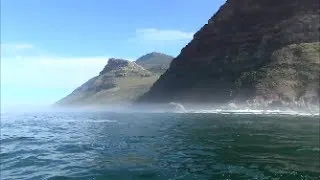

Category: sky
[1, 0, 226, 107]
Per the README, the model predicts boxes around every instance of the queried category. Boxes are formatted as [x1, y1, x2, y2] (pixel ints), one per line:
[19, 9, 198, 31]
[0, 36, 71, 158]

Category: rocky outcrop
[98, 58, 152, 77]
[138, 0, 320, 110]
[99, 58, 130, 75]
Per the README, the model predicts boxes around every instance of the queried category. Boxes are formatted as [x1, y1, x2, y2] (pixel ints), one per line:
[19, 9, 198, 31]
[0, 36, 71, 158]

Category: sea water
[1, 111, 319, 179]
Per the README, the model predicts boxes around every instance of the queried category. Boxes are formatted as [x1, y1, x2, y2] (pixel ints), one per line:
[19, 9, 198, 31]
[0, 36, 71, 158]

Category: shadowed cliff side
[138, 0, 320, 109]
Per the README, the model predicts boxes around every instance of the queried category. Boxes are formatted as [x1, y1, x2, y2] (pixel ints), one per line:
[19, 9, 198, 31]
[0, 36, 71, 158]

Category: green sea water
[1, 112, 319, 180]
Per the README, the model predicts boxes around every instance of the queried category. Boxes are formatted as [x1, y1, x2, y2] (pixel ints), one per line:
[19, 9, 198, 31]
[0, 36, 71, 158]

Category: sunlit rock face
[99, 59, 131, 75]
[138, 0, 320, 110]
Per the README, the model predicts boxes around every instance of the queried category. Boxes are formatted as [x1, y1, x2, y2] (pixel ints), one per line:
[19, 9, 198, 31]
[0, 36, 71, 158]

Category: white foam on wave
[189, 108, 319, 116]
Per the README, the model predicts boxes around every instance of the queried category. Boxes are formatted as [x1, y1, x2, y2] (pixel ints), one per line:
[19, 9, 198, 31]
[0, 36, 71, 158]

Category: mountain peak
[56, 56, 157, 106]
[147, 52, 167, 56]
[135, 52, 174, 73]
[136, 52, 173, 61]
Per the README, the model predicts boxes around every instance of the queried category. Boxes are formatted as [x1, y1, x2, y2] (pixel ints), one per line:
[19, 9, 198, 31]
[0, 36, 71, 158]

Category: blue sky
[1, 0, 226, 107]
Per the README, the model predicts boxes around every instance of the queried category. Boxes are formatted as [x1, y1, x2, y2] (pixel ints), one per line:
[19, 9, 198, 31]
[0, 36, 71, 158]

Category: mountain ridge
[56, 52, 173, 106]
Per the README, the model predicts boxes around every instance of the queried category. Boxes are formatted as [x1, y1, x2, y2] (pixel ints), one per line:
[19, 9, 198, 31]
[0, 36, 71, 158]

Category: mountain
[138, 0, 320, 110]
[56, 53, 173, 106]
[56, 58, 155, 106]
[135, 52, 174, 74]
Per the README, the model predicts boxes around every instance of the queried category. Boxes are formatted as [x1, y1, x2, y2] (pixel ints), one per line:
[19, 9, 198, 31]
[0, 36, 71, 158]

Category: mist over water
[2, 102, 319, 119]
[1, 109, 319, 180]
[56, 102, 319, 116]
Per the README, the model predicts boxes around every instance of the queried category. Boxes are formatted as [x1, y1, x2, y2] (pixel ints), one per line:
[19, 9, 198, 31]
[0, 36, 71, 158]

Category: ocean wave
[188, 109, 319, 116]
[296, 147, 320, 152]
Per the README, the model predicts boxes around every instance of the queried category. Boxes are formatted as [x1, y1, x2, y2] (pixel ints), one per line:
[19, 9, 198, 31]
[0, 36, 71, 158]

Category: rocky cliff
[138, 0, 320, 110]
[56, 53, 173, 106]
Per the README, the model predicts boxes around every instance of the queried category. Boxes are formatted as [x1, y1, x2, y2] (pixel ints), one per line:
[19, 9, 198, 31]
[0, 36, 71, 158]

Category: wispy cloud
[1, 43, 34, 50]
[133, 28, 194, 42]
[2, 56, 109, 87]
[1, 43, 109, 90]
[1, 43, 44, 57]
[1, 43, 133, 105]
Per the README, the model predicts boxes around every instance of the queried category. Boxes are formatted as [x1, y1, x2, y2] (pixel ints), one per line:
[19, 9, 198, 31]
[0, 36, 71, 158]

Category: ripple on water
[0, 112, 319, 180]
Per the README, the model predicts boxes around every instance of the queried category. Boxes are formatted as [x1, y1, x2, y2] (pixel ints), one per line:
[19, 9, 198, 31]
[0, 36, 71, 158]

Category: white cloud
[14, 43, 34, 49]
[1, 55, 109, 89]
[1, 43, 34, 50]
[1, 43, 44, 58]
[133, 28, 194, 42]
[0, 43, 134, 106]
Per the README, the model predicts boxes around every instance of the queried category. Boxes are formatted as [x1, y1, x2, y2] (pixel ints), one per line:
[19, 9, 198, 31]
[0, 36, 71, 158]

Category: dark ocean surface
[1, 111, 319, 180]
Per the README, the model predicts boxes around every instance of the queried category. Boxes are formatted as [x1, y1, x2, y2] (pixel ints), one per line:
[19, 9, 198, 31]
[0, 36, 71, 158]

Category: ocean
[1, 111, 319, 180]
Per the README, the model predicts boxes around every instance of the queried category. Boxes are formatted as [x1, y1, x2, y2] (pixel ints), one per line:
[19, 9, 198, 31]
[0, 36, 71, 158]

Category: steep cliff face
[139, 0, 320, 109]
